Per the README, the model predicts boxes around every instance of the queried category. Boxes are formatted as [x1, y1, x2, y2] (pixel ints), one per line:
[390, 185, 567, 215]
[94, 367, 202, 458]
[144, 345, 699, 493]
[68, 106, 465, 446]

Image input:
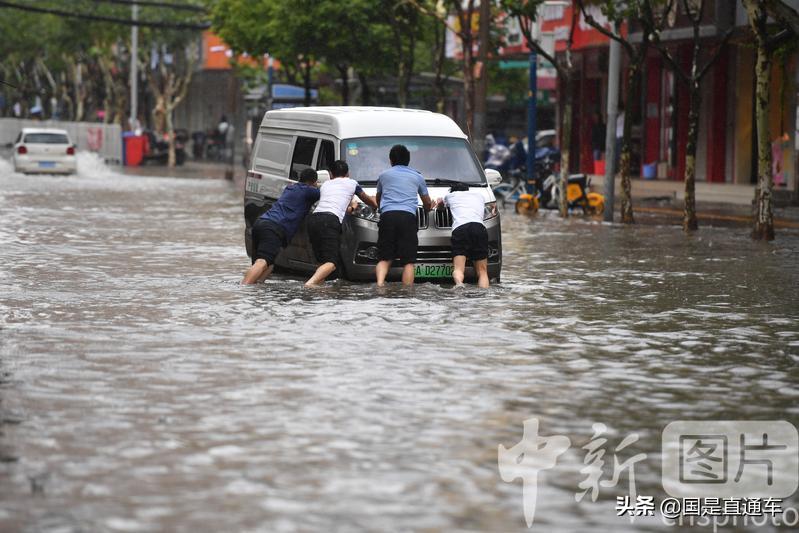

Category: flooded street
[1, 157, 798, 532]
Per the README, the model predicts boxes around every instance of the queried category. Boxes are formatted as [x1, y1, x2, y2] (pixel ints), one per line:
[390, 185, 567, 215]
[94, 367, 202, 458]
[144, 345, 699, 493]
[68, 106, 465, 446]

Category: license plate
[245, 177, 260, 194]
[414, 264, 453, 278]
[39, 161, 55, 168]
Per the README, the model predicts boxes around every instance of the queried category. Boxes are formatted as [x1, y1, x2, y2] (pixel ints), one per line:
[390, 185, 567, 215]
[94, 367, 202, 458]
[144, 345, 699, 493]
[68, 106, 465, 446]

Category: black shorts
[307, 212, 342, 265]
[377, 210, 418, 266]
[451, 222, 488, 261]
[251, 218, 286, 265]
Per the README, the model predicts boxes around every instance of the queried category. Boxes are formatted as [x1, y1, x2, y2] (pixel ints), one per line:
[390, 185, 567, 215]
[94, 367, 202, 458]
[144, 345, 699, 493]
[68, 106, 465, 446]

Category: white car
[12, 128, 78, 174]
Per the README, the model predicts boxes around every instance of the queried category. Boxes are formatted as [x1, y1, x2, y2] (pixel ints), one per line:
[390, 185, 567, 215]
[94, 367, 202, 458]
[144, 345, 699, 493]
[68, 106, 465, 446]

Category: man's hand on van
[357, 190, 378, 210]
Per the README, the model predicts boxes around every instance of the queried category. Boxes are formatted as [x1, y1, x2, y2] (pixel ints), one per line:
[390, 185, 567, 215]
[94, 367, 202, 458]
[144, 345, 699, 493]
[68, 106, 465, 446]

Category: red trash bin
[124, 135, 146, 166]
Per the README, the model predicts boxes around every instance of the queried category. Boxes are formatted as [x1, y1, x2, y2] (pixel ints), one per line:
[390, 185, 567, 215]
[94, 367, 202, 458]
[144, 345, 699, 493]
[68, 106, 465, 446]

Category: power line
[0, 1, 211, 30]
[91, 0, 206, 13]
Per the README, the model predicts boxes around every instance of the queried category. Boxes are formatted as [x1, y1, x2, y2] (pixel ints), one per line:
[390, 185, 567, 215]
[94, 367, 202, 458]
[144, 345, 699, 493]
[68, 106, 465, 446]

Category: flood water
[1, 155, 798, 532]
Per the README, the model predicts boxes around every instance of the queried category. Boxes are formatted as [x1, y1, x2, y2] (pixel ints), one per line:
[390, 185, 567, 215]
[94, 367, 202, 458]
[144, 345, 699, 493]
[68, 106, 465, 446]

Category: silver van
[243, 107, 503, 281]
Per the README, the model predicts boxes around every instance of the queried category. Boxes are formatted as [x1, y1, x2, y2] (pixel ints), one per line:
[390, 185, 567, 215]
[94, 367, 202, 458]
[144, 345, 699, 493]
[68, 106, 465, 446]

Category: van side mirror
[485, 169, 502, 187]
[4, 143, 12, 149]
[316, 169, 331, 184]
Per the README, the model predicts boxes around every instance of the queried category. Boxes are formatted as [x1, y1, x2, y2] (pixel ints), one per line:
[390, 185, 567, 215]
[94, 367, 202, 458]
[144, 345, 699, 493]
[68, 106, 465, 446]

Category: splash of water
[0, 152, 117, 179]
[0, 156, 15, 175]
[76, 151, 115, 179]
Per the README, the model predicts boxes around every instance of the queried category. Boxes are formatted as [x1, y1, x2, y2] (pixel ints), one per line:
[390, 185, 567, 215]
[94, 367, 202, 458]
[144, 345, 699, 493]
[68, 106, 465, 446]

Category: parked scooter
[537, 172, 605, 215]
[494, 145, 560, 213]
[503, 145, 604, 216]
[142, 129, 187, 166]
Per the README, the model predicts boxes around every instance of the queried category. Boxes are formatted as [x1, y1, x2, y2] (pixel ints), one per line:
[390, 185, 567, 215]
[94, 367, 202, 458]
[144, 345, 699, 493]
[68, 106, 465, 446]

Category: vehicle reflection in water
[0, 156, 797, 531]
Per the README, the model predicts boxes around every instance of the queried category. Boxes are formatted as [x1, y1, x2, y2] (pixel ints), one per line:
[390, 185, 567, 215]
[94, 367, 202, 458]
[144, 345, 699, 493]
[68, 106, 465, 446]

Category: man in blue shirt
[375, 144, 433, 287]
[242, 168, 320, 284]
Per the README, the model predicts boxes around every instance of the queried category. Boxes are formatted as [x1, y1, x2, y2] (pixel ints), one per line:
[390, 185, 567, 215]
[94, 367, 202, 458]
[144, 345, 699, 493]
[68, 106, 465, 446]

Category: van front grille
[416, 246, 453, 263]
[435, 207, 453, 228]
[417, 206, 429, 229]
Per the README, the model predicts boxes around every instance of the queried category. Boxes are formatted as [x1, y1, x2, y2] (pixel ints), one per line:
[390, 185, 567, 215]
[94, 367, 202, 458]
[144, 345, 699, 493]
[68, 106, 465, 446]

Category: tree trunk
[358, 72, 372, 105]
[433, 18, 448, 114]
[559, 72, 573, 217]
[338, 64, 349, 106]
[303, 61, 312, 107]
[398, 59, 408, 108]
[462, 43, 475, 141]
[746, 0, 775, 240]
[683, 80, 701, 231]
[73, 60, 85, 122]
[619, 57, 642, 224]
[166, 105, 176, 168]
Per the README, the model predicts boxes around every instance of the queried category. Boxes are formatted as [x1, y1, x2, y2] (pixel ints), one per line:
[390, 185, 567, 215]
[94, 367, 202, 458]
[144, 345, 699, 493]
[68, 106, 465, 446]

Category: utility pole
[526, 51, 537, 181]
[473, 0, 490, 155]
[603, 33, 621, 222]
[130, 2, 139, 130]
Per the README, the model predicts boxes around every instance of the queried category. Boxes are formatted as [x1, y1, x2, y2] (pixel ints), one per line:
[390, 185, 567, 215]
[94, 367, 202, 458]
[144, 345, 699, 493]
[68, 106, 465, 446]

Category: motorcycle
[537, 172, 605, 215]
[495, 145, 604, 216]
[493, 146, 560, 214]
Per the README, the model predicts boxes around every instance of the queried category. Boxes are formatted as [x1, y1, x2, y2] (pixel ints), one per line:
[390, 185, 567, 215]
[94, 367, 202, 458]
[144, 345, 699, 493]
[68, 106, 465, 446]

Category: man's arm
[356, 190, 378, 210]
[417, 174, 432, 211]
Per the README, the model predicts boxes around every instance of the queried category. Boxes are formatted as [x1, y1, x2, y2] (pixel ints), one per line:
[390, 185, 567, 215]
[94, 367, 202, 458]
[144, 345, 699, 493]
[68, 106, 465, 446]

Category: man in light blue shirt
[375, 144, 433, 286]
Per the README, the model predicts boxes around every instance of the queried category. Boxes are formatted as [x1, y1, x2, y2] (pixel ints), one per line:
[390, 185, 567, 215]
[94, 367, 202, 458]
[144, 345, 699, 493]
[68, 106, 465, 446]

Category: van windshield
[341, 137, 485, 185]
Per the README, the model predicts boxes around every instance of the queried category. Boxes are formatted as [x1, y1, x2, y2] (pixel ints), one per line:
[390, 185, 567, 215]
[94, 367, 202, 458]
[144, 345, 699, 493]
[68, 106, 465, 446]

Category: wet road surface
[1, 155, 798, 532]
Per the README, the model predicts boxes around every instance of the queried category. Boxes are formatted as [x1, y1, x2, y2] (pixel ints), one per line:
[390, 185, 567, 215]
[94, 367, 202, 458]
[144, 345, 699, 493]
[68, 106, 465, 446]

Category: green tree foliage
[0, 0, 205, 131]
[210, 0, 401, 106]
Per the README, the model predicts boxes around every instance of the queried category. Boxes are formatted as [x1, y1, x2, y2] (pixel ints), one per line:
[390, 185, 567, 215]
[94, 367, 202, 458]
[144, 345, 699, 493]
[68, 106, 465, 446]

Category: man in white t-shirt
[436, 183, 489, 288]
[305, 160, 378, 287]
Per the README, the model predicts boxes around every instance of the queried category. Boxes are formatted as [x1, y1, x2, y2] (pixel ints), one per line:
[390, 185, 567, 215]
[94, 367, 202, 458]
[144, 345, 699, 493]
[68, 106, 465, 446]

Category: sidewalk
[588, 174, 799, 228]
[118, 160, 244, 180]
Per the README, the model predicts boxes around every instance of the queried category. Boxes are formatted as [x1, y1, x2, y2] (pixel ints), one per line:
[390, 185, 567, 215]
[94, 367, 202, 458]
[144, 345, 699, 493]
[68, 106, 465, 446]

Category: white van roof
[260, 106, 468, 140]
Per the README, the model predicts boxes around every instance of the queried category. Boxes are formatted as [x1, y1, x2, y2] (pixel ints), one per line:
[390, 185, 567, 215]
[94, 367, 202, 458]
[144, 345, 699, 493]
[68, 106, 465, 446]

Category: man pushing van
[305, 160, 377, 287]
[242, 168, 320, 284]
[375, 144, 433, 287]
[435, 182, 490, 288]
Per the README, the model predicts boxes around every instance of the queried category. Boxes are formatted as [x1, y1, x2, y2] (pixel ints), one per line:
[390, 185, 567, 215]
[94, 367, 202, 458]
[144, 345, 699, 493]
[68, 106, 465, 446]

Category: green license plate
[414, 264, 453, 278]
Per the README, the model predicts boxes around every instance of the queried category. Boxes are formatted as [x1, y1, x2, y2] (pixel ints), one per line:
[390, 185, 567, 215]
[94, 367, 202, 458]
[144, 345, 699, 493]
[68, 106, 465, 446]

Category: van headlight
[484, 201, 498, 220]
[352, 202, 380, 222]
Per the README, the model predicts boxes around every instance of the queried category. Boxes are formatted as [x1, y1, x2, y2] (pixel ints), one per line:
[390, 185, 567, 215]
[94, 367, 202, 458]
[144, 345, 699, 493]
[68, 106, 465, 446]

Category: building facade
[538, 1, 798, 200]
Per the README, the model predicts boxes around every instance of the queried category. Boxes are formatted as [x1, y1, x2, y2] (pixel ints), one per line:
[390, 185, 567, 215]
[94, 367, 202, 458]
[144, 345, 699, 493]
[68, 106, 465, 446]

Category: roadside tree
[502, 0, 580, 218]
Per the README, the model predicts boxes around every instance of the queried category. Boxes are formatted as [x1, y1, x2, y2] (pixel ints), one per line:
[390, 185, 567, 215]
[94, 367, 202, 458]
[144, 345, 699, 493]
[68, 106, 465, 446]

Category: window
[24, 133, 70, 144]
[316, 140, 335, 170]
[254, 134, 292, 175]
[341, 136, 485, 185]
[290, 136, 317, 179]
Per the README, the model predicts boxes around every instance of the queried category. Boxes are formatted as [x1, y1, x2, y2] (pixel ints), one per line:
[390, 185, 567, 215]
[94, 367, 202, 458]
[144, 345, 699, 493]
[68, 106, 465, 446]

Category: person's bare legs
[306, 262, 336, 287]
[242, 259, 271, 285]
[256, 263, 274, 283]
[376, 259, 391, 287]
[452, 256, 467, 287]
[401, 263, 414, 286]
[474, 258, 489, 288]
